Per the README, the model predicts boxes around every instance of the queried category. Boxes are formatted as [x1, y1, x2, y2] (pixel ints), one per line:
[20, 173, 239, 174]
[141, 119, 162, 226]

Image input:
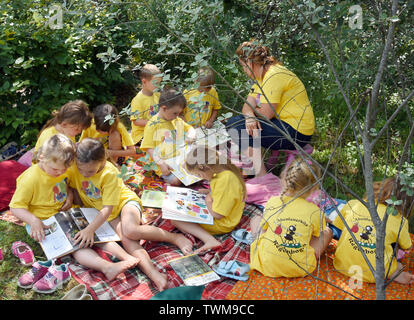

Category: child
[34, 100, 92, 151]
[130, 64, 162, 145]
[10, 134, 140, 282]
[140, 87, 196, 186]
[80, 104, 136, 163]
[333, 177, 414, 284]
[170, 145, 246, 254]
[70, 138, 193, 291]
[183, 67, 221, 128]
[249, 158, 333, 278]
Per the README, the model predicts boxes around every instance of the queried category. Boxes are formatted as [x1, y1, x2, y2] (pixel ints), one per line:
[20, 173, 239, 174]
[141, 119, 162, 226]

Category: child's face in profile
[40, 159, 68, 178]
[143, 75, 162, 93]
[159, 105, 184, 121]
[76, 160, 104, 178]
[61, 122, 83, 138]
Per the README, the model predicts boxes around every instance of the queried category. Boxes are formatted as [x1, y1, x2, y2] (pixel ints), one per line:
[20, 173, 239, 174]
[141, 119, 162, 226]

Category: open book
[195, 121, 231, 147]
[40, 207, 120, 260]
[168, 254, 220, 286]
[162, 186, 214, 225]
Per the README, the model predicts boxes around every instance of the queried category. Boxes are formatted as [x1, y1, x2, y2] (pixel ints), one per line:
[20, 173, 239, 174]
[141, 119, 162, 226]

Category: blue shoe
[231, 229, 253, 245]
[213, 260, 250, 281]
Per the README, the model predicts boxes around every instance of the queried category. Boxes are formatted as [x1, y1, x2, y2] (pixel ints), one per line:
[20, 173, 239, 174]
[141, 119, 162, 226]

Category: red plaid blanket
[68, 203, 261, 300]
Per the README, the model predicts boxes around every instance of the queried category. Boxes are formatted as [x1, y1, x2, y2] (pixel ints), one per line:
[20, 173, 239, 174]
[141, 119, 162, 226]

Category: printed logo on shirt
[348, 220, 376, 252]
[81, 180, 101, 199]
[149, 104, 159, 117]
[274, 223, 303, 250]
[53, 178, 68, 203]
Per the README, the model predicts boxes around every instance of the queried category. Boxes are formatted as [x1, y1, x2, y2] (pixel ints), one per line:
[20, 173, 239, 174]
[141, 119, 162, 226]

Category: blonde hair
[32, 134, 76, 167]
[185, 145, 247, 199]
[236, 39, 279, 67]
[40, 100, 92, 136]
[281, 157, 321, 198]
[369, 177, 414, 218]
[137, 64, 161, 81]
[197, 67, 215, 89]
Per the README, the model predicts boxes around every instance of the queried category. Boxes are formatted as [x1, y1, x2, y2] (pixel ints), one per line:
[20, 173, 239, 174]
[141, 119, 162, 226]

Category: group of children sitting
[8, 63, 414, 295]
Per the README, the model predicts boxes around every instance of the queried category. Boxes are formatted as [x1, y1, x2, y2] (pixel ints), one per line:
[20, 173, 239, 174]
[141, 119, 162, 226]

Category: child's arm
[60, 187, 74, 211]
[146, 148, 172, 176]
[204, 109, 218, 129]
[133, 119, 148, 127]
[10, 208, 50, 242]
[106, 146, 137, 159]
[73, 205, 113, 248]
[205, 193, 224, 220]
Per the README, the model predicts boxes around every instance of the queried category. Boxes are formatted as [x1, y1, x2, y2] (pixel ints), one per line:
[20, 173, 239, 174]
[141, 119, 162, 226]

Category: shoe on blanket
[61, 284, 90, 300]
[232, 229, 253, 245]
[213, 260, 250, 281]
[11, 241, 35, 266]
[32, 263, 71, 294]
[17, 260, 53, 289]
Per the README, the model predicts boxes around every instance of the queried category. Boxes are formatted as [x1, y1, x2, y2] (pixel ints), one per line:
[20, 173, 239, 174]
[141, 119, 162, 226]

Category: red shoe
[11, 241, 35, 266]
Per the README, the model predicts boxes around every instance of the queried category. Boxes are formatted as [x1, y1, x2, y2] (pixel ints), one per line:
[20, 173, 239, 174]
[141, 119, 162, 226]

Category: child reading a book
[10, 134, 140, 281]
[80, 103, 136, 164]
[249, 158, 333, 278]
[35, 100, 92, 151]
[183, 66, 221, 128]
[333, 176, 414, 284]
[70, 138, 193, 290]
[140, 87, 196, 186]
[170, 145, 246, 254]
[130, 64, 162, 145]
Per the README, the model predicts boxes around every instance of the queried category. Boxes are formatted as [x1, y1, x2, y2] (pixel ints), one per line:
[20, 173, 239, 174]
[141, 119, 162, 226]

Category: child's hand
[73, 226, 95, 248]
[158, 161, 172, 176]
[60, 188, 74, 211]
[29, 217, 50, 242]
[197, 188, 210, 194]
[205, 193, 213, 205]
[204, 120, 214, 129]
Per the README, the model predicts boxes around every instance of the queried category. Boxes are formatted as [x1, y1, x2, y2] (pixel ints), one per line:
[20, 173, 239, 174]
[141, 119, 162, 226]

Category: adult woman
[226, 40, 315, 177]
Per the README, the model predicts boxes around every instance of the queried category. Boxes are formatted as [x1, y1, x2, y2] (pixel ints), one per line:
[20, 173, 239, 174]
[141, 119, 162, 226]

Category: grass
[0, 219, 79, 300]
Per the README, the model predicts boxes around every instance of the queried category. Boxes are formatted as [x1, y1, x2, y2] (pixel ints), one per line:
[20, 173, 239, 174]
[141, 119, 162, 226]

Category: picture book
[195, 121, 231, 147]
[40, 207, 120, 260]
[141, 190, 166, 208]
[168, 254, 220, 286]
[161, 186, 214, 225]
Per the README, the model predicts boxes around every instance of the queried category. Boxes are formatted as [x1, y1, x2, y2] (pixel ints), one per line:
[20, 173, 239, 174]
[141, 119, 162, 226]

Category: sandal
[213, 260, 250, 281]
[11, 241, 35, 266]
[231, 229, 253, 245]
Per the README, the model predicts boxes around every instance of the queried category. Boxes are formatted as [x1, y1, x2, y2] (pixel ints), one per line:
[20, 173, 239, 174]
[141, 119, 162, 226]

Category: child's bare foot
[172, 233, 193, 255]
[103, 259, 139, 281]
[148, 269, 168, 292]
[194, 238, 221, 254]
[392, 271, 414, 284]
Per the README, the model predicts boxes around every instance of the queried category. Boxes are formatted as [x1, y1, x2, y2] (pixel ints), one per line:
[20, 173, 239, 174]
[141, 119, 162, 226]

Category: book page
[76, 208, 120, 242]
[164, 145, 202, 186]
[195, 121, 231, 147]
[141, 190, 166, 208]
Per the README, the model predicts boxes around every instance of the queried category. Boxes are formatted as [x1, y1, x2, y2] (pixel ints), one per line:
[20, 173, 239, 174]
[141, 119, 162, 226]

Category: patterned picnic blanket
[226, 234, 414, 300]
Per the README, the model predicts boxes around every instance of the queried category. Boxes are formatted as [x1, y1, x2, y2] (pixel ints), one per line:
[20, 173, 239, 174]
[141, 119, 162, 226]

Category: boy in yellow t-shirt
[140, 87, 196, 185]
[183, 67, 221, 128]
[333, 177, 414, 284]
[80, 104, 135, 164]
[130, 64, 162, 144]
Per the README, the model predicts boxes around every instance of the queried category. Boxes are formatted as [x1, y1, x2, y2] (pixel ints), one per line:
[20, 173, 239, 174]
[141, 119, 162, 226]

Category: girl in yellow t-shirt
[333, 177, 414, 284]
[10, 134, 76, 241]
[249, 158, 333, 278]
[140, 87, 196, 185]
[34, 100, 92, 152]
[70, 138, 192, 291]
[170, 145, 246, 254]
[80, 104, 136, 164]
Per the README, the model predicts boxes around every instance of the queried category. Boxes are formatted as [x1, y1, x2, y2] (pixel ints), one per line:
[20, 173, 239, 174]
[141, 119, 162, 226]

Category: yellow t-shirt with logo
[80, 120, 134, 149]
[130, 91, 160, 144]
[9, 164, 71, 220]
[35, 126, 76, 151]
[250, 195, 326, 277]
[140, 115, 193, 176]
[183, 87, 221, 127]
[333, 200, 411, 283]
[201, 170, 245, 235]
[67, 161, 141, 222]
[248, 64, 315, 136]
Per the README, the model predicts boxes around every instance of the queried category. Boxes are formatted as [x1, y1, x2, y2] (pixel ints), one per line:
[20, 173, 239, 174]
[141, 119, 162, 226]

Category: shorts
[117, 200, 142, 221]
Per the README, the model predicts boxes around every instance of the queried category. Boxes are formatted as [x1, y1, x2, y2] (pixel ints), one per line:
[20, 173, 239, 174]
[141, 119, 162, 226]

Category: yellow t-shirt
[9, 164, 71, 220]
[333, 200, 412, 283]
[183, 87, 221, 127]
[130, 91, 160, 144]
[201, 170, 245, 235]
[35, 126, 76, 151]
[67, 161, 141, 222]
[140, 115, 193, 176]
[80, 120, 134, 149]
[250, 195, 326, 278]
[248, 64, 315, 136]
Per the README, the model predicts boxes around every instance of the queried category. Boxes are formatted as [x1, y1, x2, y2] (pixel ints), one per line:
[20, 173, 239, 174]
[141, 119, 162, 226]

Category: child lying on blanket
[249, 157, 333, 278]
[10, 134, 140, 281]
[69, 138, 192, 291]
[170, 145, 246, 254]
[333, 176, 414, 284]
